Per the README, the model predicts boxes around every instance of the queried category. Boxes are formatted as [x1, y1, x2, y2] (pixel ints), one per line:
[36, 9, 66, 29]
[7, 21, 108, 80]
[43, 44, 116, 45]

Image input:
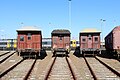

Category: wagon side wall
[80, 33, 100, 49]
[80, 34, 88, 49]
[64, 36, 70, 49]
[17, 31, 42, 52]
[17, 34, 26, 50]
[52, 34, 70, 49]
[105, 31, 114, 50]
[113, 30, 120, 50]
[32, 33, 42, 50]
[92, 34, 100, 49]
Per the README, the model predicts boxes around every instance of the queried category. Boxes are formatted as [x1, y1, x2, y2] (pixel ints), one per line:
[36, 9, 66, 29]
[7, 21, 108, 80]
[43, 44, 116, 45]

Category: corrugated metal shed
[16, 26, 41, 31]
[80, 28, 101, 33]
[51, 29, 70, 34]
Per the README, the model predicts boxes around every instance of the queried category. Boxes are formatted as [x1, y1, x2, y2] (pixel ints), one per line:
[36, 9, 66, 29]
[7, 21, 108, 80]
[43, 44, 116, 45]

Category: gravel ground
[1, 50, 120, 80]
[1, 59, 35, 80]
[86, 57, 120, 79]
[48, 57, 74, 80]
[69, 51, 94, 80]
[0, 51, 10, 56]
[97, 56, 120, 74]
[28, 51, 53, 80]
[0, 52, 22, 75]
[0, 51, 15, 62]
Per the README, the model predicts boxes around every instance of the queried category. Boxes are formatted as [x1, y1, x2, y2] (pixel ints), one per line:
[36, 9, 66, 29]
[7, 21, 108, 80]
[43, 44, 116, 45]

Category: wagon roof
[112, 26, 120, 31]
[51, 29, 70, 34]
[105, 26, 120, 38]
[80, 28, 101, 33]
[16, 26, 41, 31]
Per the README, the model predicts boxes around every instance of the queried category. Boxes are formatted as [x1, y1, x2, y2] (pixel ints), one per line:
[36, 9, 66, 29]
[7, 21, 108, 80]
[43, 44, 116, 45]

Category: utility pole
[68, 0, 72, 30]
[100, 19, 106, 42]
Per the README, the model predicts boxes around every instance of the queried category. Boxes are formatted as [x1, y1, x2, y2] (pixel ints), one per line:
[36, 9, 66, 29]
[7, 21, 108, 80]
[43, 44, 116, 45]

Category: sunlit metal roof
[17, 26, 41, 31]
[51, 29, 70, 34]
[80, 28, 101, 33]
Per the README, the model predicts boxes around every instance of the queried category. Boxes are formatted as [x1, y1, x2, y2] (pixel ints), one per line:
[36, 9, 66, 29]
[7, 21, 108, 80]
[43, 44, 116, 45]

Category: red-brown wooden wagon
[51, 29, 71, 55]
[105, 26, 120, 58]
[79, 29, 101, 56]
[16, 26, 42, 57]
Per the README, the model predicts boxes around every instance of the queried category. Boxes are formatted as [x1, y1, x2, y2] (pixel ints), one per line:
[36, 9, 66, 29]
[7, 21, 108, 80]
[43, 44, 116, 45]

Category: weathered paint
[51, 29, 70, 52]
[80, 32, 101, 51]
[105, 26, 120, 50]
[17, 27, 42, 53]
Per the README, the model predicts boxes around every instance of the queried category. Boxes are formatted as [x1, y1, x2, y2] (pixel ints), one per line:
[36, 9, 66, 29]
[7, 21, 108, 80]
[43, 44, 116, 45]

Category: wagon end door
[58, 36, 64, 48]
[26, 33, 32, 49]
[88, 34, 92, 48]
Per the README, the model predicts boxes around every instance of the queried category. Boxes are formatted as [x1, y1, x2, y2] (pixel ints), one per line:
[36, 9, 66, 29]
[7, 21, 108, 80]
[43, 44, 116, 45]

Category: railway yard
[1, 0, 120, 79]
[0, 50, 120, 80]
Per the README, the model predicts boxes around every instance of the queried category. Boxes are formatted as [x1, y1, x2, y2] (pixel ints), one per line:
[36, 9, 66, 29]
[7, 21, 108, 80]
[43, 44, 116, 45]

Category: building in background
[42, 38, 51, 50]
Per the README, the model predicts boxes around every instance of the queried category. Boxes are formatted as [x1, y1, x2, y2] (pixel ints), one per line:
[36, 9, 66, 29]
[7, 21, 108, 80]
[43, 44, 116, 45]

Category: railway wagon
[70, 40, 79, 50]
[79, 29, 101, 55]
[51, 29, 71, 55]
[71, 40, 77, 48]
[16, 26, 42, 57]
[105, 26, 120, 58]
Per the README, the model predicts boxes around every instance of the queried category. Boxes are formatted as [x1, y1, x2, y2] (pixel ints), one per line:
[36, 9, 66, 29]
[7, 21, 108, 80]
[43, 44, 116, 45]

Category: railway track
[44, 53, 76, 80]
[0, 51, 15, 64]
[0, 59, 24, 78]
[96, 56, 120, 76]
[0, 59, 37, 80]
[0, 51, 10, 57]
[0, 52, 23, 76]
[84, 56, 120, 80]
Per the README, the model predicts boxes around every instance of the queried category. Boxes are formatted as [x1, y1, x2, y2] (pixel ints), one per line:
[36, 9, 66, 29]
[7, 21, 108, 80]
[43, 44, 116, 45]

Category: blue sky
[0, 0, 120, 41]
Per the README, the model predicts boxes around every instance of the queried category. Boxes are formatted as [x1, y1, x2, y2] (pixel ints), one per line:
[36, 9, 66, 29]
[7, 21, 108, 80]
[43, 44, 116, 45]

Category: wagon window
[60, 37, 62, 41]
[88, 38, 91, 40]
[95, 37, 98, 41]
[28, 33, 31, 40]
[82, 38, 86, 42]
[20, 36, 24, 41]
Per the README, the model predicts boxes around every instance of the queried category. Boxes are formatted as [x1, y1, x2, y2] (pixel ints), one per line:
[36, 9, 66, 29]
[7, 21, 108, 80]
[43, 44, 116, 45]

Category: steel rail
[44, 56, 56, 80]
[0, 52, 16, 64]
[0, 59, 24, 78]
[95, 56, 120, 77]
[0, 51, 10, 57]
[65, 57, 76, 80]
[24, 59, 37, 80]
[83, 57, 98, 80]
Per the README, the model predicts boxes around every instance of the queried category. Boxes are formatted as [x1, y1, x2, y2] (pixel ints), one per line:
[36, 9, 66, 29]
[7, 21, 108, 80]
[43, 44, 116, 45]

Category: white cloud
[0, 30, 4, 32]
